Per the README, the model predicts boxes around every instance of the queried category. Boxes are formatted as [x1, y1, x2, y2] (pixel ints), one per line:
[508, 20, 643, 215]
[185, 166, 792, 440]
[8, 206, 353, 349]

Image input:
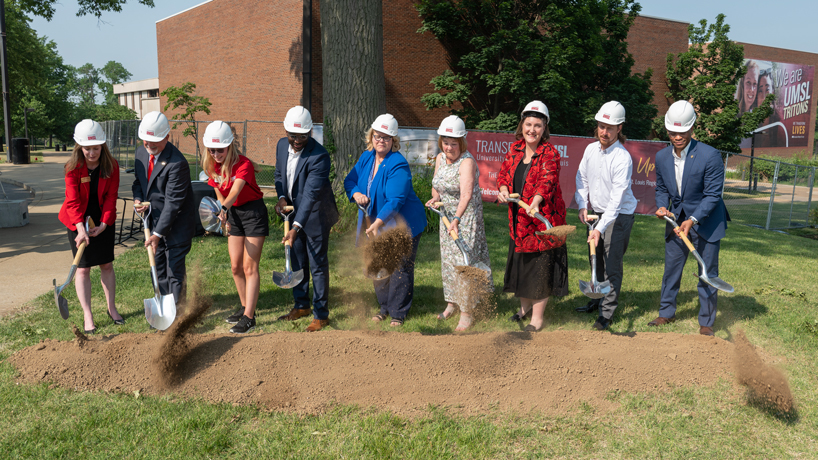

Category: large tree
[319, 0, 386, 185]
[17, 0, 154, 20]
[663, 14, 771, 153]
[416, 0, 656, 138]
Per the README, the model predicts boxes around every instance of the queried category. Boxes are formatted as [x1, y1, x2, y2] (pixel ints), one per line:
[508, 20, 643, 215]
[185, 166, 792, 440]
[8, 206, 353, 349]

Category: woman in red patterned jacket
[496, 101, 568, 332]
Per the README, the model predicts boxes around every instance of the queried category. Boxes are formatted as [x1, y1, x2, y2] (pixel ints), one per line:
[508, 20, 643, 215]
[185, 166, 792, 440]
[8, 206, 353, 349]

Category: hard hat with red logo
[595, 101, 626, 125]
[521, 100, 550, 124]
[138, 111, 171, 142]
[437, 115, 467, 138]
[371, 114, 398, 137]
[73, 119, 106, 146]
[202, 121, 234, 148]
[664, 100, 697, 132]
[284, 106, 313, 133]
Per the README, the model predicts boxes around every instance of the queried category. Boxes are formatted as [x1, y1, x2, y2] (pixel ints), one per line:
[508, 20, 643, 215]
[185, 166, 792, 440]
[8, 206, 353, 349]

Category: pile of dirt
[365, 224, 412, 278]
[453, 265, 495, 321]
[10, 330, 737, 417]
[733, 329, 794, 412]
[537, 225, 577, 238]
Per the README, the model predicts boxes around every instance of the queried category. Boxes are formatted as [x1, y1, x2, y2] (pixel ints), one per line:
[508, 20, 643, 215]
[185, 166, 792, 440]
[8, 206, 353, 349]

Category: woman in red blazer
[58, 119, 123, 333]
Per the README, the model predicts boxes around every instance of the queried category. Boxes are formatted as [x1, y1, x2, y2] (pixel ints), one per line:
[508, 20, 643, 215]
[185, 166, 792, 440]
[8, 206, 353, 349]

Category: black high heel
[107, 310, 125, 325]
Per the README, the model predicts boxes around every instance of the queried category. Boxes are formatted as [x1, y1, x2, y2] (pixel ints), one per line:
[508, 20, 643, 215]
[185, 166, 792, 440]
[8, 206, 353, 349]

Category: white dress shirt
[574, 140, 637, 233]
[672, 142, 690, 196]
[278, 144, 304, 229]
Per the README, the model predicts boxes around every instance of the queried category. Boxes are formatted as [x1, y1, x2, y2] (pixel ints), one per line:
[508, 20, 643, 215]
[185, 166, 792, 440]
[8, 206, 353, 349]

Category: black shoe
[84, 326, 97, 334]
[230, 315, 256, 334]
[107, 310, 125, 325]
[593, 316, 611, 331]
[576, 299, 601, 313]
[225, 306, 245, 324]
[509, 310, 529, 322]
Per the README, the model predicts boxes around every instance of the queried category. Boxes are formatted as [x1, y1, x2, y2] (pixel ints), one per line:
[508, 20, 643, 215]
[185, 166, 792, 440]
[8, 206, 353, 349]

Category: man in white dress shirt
[574, 101, 637, 331]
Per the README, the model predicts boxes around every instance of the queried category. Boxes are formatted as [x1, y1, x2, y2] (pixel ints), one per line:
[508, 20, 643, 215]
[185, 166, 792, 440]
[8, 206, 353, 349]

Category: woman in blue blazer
[344, 114, 427, 327]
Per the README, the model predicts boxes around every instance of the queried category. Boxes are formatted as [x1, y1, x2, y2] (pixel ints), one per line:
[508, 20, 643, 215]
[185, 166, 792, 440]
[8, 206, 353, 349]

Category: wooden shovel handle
[665, 212, 696, 251]
[73, 218, 96, 265]
[283, 219, 291, 247]
[282, 205, 293, 212]
[433, 202, 459, 240]
[143, 226, 156, 267]
[508, 193, 531, 210]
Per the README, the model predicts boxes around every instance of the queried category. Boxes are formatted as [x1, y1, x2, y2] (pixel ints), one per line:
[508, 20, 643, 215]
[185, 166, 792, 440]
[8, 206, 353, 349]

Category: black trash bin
[11, 138, 30, 164]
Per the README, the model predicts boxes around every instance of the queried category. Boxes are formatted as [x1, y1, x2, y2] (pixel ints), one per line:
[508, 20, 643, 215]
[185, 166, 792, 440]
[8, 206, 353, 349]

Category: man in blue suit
[648, 101, 730, 336]
[274, 106, 339, 332]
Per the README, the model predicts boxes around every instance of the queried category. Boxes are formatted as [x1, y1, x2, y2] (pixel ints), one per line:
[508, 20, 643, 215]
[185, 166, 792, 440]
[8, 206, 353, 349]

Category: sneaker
[230, 315, 256, 334]
[225, 306, 245, 324]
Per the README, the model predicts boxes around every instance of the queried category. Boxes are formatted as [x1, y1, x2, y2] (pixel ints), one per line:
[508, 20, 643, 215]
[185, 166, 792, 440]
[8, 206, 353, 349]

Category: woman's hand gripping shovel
[662, 212, 734, 293]
[357, 204, 390, 281]
[507, 193, 576, 238]
[272, 206, 305, 289]
[53, 216, 95, 319]
[135, 202, 177, 330]
[579, 214, 612, 299]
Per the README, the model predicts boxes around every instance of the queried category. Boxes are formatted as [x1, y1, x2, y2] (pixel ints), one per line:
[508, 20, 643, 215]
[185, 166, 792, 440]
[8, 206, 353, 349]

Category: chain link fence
[724, 152, 816, 230]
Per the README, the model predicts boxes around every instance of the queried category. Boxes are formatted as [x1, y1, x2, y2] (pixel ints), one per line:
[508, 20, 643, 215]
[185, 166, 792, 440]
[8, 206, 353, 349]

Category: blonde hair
[364, 128, 401, 152]
[201, 141, 241, 185]
[437, 136, 467, 154]
[65, 143, 116, 178]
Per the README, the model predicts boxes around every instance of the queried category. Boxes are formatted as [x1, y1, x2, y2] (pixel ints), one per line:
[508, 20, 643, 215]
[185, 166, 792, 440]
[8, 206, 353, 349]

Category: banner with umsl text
[468, 132, 667, 215]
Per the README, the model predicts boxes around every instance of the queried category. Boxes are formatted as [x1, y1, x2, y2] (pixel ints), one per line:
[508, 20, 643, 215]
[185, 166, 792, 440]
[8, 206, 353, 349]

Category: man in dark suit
[649, 101, 730, 336]
[133, 111, 196, 304]
[274, 106, 339, 332]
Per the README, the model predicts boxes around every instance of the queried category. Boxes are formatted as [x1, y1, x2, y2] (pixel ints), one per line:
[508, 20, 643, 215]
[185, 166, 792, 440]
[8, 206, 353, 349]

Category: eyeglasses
[372, 133, 392, 143]
[208, 148, 226, 154]
[287, 133, 309, 141]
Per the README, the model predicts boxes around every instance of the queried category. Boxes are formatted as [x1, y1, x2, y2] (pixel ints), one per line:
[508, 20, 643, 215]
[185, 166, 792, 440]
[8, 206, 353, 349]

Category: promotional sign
[469, 132, 667, 215]
[737, 59, 814, 148]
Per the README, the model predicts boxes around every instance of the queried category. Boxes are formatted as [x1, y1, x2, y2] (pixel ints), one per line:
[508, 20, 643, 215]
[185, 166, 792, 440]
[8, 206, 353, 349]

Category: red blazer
[58, 161, 120, 230]
[497, 140, 566, 253]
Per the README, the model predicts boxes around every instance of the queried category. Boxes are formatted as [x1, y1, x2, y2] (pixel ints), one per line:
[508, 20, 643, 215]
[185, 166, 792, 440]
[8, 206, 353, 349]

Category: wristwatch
[688, 216, 698, 225]
[221, 205, 228, 212]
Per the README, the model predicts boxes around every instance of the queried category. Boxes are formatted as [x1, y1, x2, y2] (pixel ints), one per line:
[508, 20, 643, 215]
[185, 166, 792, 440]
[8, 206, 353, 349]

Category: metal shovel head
[199, 196, 223, 233]
[272, 268, 304, 289]
[53, 279, 69, 319]
[700, 275, 734, 293]
[579, 279, 612, 299]
[144, 294, 177, 330]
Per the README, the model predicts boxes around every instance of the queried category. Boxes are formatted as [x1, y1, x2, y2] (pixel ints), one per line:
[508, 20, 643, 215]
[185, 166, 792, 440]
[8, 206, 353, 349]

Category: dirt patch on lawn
[10, 329, 739, 417]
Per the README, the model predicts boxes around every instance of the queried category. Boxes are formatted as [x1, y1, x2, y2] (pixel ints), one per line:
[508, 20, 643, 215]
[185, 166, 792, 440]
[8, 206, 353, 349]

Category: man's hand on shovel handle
[674, 219, 693, 239]
[282, 227, 298, 246]
[275, 197, 288, 215]
[144, 234, 160, 252]
[655, 207, 669, 219]
[587, 229, 601, 248]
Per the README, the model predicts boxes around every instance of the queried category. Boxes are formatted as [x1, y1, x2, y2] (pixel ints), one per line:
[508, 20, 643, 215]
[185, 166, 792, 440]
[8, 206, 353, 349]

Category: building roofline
[638, 14, 690, 25]
[156, 0, 213, 24]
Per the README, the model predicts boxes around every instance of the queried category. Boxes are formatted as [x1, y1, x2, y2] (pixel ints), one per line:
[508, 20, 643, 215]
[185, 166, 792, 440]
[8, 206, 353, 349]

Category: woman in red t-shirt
[201, 121, 269, 334]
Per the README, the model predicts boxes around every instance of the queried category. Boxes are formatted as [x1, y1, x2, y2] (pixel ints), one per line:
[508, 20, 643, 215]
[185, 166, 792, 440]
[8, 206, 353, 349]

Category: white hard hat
[202, 121, 234, 148]
[664, 100, 697, 132]
[595, 101, 626, 125]
[138, 111, 170, 142]
[283, 106, 313, 133]
[521, 100, 550, 124]
[371, 114, 398, 137]
[73, 119, 106, 146]
[437, 115, 467, 138]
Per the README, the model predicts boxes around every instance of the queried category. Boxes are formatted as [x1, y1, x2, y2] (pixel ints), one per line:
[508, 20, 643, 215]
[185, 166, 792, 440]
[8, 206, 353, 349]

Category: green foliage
[664, 14, 772, 153]
[323, 116, 338, 186]
[161, 82, 212, 157]
[17, 0, 155, 21]
[810, 206, 818, 227]
[747, 153, 818, 181]
[416, 0, 657, 139]
[411, 168, 440, 233]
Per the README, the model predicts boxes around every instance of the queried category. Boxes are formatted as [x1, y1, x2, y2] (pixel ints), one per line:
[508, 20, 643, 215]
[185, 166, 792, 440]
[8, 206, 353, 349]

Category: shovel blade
[579, 279, 612, 299]
[272, 269, 304, 289]
[699, 275, 734, 293]
[144, 294, 177, 330]
[53, 279, 69, 320]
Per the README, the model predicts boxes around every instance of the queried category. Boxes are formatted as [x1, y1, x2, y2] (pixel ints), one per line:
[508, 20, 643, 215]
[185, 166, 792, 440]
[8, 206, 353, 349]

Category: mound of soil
[453, 265, 495, 320]
[733, 329, 794, 412]
[10, 329, 736, 417]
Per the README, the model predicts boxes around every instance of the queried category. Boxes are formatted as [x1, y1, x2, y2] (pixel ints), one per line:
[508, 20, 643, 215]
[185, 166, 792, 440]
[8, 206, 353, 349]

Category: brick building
[156, 1, 815, 161]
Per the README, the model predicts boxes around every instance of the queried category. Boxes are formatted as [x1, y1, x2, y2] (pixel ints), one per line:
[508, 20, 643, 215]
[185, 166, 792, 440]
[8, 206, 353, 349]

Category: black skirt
[503, 239, 568, 299]
[67, 224, 116, 268]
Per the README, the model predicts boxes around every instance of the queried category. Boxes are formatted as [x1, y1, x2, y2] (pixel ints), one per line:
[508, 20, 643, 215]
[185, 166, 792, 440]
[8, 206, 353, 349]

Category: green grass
[2, 205, 818, 458]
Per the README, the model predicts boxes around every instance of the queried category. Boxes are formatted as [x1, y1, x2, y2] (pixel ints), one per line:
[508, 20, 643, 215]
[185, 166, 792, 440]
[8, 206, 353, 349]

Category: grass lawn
[1, 203, 817, 458]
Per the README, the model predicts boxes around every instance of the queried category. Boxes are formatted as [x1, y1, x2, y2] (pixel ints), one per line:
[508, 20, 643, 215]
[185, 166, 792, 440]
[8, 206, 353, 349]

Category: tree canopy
[416, 0, 656, 139]
[17, 0, 154, 21]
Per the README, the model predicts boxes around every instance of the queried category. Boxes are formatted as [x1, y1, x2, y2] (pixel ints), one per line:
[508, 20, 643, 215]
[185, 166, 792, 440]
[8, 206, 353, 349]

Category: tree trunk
[320, 0, 386, 187]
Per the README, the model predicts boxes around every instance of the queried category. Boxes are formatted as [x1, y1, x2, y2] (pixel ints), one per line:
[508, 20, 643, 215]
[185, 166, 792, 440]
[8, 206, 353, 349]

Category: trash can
[11, 138, 30, 164]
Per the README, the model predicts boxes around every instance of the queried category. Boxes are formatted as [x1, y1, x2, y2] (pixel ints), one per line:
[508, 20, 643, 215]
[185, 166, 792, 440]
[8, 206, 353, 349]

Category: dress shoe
[593, 316, 611, 331]
[510, 309, 529, 322]
[84, 326, 97, 335]
[575, 299, 600, 313]
[306, 318, 329, 332]
[523, 324, 542, 332]
[277, 307, 312, 321]
[699, 326, 715, 336]
[107, 310, 125, 326]
[647, 316, 676, 326]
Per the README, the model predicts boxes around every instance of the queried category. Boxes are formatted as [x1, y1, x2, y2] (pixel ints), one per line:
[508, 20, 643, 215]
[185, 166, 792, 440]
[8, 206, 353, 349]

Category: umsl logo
[445, 128, 453, 133]
[603, 114, 610, 119]
[87, 135, 97, 140]
[531, 106, 539, 110]
[147, 131, 154, 136]
[381, 124, 388, 130]
[294, 123, 301, 128]
[673, 122, 681, 127]
[554, 145, 569, 159]
[211, 138, 220, 143]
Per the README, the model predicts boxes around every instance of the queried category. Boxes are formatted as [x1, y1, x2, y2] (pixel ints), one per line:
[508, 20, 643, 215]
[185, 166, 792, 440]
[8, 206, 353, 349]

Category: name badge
[81, 176, 91, 183]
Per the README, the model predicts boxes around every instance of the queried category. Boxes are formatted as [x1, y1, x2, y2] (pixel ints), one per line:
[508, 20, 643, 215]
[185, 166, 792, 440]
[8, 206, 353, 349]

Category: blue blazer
[274, 137, 339, 238]
[344, 149, 427, 242]
[654, 139, 730, 242]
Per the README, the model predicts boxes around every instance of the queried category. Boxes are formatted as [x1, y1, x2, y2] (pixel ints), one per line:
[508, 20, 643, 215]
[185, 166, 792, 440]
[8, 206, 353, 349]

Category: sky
[26, 0, 818, 83]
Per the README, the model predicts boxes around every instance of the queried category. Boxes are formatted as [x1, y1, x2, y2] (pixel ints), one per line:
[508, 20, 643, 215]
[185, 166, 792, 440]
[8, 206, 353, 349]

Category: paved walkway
[0, 151, 139, 317]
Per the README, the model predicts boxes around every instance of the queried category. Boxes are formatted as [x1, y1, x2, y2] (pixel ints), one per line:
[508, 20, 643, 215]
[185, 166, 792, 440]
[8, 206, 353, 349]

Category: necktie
[148, 154, 155, 178]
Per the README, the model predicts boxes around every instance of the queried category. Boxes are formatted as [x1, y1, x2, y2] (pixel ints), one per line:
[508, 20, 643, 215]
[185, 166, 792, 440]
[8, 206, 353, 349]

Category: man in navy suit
[132, 111, 196, 304]
[648, 101, 730, 336]
[274, 106, 339, 332]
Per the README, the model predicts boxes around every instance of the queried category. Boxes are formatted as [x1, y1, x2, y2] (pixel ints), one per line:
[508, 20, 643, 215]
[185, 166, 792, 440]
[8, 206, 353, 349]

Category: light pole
[23, 107, 34, 144]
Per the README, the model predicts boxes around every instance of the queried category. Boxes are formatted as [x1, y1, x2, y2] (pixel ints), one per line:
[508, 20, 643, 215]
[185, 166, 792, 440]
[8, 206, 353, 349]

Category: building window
[148, 89, 158, 98]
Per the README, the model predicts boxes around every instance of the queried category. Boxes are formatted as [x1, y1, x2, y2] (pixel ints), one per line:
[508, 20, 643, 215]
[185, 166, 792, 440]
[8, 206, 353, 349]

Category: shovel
[53, 217, 95, 319]
[663, 213, 734, 293]
[579, 214, 612, 299]
[272, 206, 305, 289]
[135, 202, 177, 330]
[357, 204, 390, 281]
[428, 203, 491, 274]
[507, 193, 576, 237]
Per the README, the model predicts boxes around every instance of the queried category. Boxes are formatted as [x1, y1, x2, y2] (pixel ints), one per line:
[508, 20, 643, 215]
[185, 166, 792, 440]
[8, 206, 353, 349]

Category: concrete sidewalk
[0, 151, 139, 317]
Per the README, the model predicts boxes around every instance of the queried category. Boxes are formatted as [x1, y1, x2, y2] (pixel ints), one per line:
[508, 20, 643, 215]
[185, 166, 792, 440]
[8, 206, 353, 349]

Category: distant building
[113, 78, 160, 119]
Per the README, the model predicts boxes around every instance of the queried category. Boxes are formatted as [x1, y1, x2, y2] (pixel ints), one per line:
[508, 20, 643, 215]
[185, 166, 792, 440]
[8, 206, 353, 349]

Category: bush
[411, 166, 439, 233]
[810, 206, 818, 227]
